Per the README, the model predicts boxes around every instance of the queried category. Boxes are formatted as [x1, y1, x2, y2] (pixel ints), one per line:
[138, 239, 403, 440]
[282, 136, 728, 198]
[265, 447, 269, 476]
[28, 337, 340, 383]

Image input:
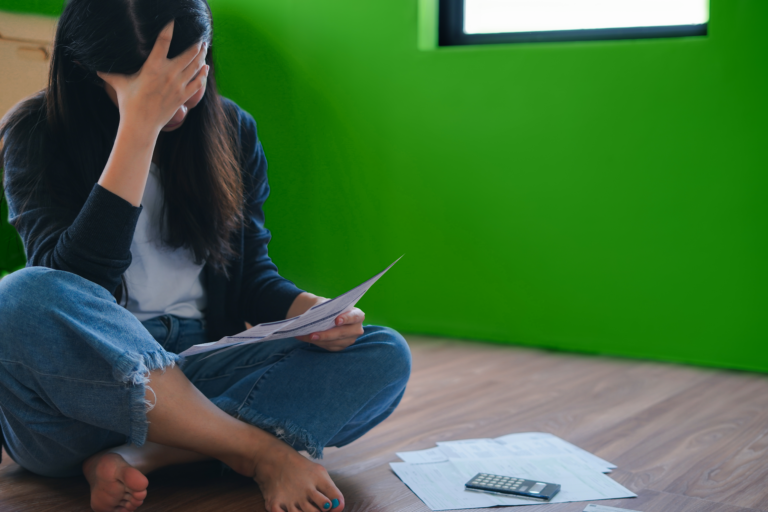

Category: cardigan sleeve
[4, 126, 141, 294]
[235, 106, 304, 324]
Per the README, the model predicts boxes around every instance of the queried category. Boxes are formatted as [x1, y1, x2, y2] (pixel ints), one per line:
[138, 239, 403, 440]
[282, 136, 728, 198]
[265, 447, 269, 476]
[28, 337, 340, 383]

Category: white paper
[494, 432, 615, 473]
[451, 456, 635, 505]
[179, 256, 401, 357]
[397, 434, 613, 473]
[260, 255, 401, 341]
[396, 447, 449, 464]
[390, 461, 502, 511]
[179, 317, 297, 357]
[391, 455, 636, 511]
[437, 438, 517, 459]
[584, 505, 640, 512]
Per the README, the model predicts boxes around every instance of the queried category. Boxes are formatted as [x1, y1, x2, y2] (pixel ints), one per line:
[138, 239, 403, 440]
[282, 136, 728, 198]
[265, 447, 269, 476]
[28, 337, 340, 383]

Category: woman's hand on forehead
[97, 20, 210, 133]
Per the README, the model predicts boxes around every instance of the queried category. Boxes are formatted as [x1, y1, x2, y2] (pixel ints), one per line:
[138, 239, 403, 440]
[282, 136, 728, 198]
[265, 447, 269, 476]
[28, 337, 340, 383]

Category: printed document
[392, 432, 633, 511]
[180, 256, 401, 357]
[390, 454, 635, 511]
[397, 433, 614, 473]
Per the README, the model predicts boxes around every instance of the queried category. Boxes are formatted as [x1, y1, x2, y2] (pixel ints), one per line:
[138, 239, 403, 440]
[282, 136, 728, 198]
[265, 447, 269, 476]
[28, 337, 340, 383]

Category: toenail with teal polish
[332, 498, 340, 508]
[323, 503, 330, 510]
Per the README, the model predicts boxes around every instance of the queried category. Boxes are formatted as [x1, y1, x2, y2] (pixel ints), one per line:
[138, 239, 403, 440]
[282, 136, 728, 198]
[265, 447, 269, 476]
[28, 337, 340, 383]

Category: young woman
[0, 1, 411, 511]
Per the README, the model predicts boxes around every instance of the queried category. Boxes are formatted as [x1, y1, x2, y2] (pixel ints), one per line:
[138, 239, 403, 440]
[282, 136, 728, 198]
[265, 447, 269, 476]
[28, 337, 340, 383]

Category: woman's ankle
[106, 442, 209, 475]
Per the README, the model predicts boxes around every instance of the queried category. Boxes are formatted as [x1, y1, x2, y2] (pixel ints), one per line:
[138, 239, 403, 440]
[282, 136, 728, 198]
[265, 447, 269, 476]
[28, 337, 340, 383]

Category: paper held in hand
[179, 256, 402, 358]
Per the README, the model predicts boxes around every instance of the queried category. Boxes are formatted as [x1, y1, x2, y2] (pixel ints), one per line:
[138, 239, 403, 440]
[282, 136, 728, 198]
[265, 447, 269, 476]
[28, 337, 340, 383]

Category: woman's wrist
[118, 113, 163, 142]
[286, 292, 326, 319]
[97, 119, 159, 206]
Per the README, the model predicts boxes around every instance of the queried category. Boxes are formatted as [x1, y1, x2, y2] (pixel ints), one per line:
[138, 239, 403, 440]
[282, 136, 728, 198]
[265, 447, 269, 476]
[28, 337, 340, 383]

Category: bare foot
[83, 451, 149, 512]
[229, 435, 345, 512]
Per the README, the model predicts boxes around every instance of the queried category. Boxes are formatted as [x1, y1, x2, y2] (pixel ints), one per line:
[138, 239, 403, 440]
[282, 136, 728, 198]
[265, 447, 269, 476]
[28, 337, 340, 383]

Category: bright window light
[464, 0, 710, 35]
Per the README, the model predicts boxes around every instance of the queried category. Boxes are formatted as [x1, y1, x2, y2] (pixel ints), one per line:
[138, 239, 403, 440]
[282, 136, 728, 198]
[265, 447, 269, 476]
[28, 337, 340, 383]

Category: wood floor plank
[1, 335, 766, 512]
[586, 370, 768, 507]
[660, 405, 768, 509]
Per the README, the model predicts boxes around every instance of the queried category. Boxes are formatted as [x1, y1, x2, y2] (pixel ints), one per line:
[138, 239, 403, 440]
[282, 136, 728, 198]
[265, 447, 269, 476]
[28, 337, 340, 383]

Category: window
[438, 0, 709, 46]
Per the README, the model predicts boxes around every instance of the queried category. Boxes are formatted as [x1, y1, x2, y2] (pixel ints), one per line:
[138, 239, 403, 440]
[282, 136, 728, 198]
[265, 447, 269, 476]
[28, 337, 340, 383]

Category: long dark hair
[0, 0, 243, 298]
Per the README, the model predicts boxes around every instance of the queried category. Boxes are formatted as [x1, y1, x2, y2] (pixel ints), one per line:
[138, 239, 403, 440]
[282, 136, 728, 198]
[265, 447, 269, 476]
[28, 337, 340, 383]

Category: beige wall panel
[0, 11, 57, 42]
[0, 11, 57, 119]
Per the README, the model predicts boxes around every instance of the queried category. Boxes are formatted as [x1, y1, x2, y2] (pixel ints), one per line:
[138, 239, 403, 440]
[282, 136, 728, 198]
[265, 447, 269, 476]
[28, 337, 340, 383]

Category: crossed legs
[0, 268, 410, 512]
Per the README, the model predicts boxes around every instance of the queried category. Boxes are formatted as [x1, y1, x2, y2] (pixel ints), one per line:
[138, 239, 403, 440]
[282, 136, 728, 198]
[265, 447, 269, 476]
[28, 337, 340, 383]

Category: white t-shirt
[124, 163, 207, 321]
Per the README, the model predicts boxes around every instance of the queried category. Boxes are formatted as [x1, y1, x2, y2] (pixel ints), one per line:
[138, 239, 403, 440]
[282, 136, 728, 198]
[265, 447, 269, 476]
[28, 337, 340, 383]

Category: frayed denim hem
[213, 397, 325, 459]
[113, 350, 180, 447]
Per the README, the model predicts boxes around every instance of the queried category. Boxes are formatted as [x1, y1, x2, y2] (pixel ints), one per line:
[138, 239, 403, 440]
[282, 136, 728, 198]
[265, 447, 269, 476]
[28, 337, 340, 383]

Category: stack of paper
[391, 432, 635, 510]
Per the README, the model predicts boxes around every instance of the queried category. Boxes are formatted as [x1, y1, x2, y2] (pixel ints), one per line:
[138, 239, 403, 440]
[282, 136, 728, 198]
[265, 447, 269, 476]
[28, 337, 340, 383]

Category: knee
[0, 267, 50, 316]
[361, 325, 412, 388]
[0, 268, 103, 342]
[0, 267, 104, 317]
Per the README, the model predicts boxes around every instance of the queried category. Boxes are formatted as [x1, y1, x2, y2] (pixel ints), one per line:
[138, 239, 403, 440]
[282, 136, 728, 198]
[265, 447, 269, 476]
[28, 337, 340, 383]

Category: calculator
[464, 473, 561, 501]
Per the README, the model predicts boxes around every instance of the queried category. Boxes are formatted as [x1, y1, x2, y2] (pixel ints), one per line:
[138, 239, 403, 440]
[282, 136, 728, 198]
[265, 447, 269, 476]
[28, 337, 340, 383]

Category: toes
[309, 489, 331, 510]
[118, 497, 142, 511]
[267, 503, 288, 512]
[316, 482, 344, 511]
[123, 490, 146, 506]
[303, 498, 324, 511]
[91, 483, 128, 512]
[123, 467, 149, 492]
[87, 453, 148, 512]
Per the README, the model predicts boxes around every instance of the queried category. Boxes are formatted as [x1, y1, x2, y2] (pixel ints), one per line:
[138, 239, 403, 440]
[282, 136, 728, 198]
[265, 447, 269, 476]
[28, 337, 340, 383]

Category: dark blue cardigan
[3, 98, 304, 343]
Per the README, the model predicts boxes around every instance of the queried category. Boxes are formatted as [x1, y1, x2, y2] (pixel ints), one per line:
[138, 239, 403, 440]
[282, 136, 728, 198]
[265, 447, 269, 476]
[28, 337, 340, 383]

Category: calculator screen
[529, 483, 546, 493]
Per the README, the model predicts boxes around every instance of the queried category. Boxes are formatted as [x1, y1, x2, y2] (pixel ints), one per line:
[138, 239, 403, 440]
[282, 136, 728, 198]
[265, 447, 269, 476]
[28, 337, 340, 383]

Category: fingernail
[332, 498, 340, 508]
[336, 317, 344, 325]
[323, 503, 330, 510]
[311, 334, 319, 341]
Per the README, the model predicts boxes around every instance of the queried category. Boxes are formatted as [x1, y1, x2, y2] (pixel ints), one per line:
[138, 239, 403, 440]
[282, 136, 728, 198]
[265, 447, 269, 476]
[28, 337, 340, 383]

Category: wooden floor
[1, 335, 767, 512]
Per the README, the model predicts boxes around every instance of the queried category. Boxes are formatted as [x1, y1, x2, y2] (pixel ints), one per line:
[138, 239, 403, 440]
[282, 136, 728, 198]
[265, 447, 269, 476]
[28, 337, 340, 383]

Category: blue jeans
[0, 267, 411, 478]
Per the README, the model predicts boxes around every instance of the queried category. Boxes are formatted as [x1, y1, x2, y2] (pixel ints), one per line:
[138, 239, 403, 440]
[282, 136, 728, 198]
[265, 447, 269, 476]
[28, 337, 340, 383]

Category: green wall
[2, 0, 766, 372]
[0, 199, 25, 277]
[0, 0, 61, 16]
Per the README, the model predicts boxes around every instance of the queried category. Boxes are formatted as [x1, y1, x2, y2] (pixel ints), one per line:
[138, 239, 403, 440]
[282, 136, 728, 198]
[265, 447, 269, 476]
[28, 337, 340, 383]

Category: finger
[335, 308, 365, 327]
[300, 335, 353, 352]
[311, 324, 364, 342]
[174, 39, 206, 73]
[148, 20, 174, 62]
[323, 342, 352, 353]
[181, 43, 208, 85]
[183, 64, 209, 100]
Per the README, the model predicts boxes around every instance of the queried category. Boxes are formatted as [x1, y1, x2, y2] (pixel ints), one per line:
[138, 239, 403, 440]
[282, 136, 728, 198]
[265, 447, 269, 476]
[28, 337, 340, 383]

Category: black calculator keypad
[468, 474, 529, 492]
[465, 473, 559, 500]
